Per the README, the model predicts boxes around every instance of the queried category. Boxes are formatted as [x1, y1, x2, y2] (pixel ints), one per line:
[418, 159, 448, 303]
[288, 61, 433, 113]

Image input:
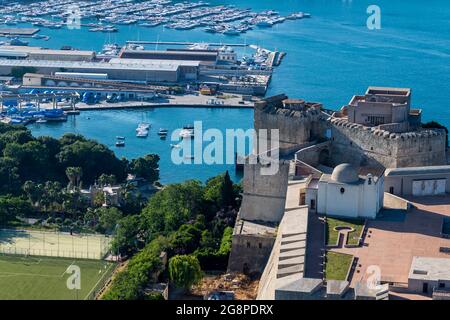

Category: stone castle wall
[254, 103, 326, 152]
[227, 231, 276, 274]
[239, 160, 291, 223]
[330, 118, 447, 168]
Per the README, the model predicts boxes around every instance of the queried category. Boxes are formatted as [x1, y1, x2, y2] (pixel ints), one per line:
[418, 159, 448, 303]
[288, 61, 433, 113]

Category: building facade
[307, 163, 384, 219]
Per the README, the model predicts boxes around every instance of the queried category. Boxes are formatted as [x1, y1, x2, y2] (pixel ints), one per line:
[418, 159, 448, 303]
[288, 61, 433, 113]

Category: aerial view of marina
[0, 0, 450, 307]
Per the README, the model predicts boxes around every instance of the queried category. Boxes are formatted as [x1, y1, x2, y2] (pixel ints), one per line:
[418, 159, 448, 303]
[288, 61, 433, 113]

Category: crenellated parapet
[255, 94, 327, 151]
[330, 117, 447, 168]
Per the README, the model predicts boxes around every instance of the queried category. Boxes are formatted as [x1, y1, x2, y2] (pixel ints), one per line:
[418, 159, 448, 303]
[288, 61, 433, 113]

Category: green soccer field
[0, 255, 115, 300]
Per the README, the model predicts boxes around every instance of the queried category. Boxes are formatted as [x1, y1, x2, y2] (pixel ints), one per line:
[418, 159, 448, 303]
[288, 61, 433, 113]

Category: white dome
[331, 163, 359, 183]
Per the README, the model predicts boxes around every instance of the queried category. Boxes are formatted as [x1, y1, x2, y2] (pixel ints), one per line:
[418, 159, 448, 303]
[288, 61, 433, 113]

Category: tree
[169, 223, 203, 255]
[129, 154, 160, 184]
[110, 215, 144, 255]
[204, 171, 237, 210]
[217, 226, 233, 255]
[220, 171, 235, 208]
[168, 255, 203, 291]
[65, 167, 83, 189]
[142, 180, 204, 236]
[0, 157, 20, 194]
[98, 174, 116, 186]
[57, 139, 127, 185]
[62, 190, 88, 217]
[200, 230, 216, 250]
[22, 180, 43, 207]
[120, 185, 146, 215]
[103, 237, 165, 300]
[97, 207, 123, 233]
[0, 196, 33, 224]
[42, 181, 63, 212]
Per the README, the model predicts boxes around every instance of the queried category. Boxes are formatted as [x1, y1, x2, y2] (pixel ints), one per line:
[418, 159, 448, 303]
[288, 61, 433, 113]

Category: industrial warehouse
[0, 43, 276, 95]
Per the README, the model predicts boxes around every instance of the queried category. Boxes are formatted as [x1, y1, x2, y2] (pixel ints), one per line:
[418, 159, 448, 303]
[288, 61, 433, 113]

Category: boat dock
[126, 41, 250, 47]
[0, 28, 40, 36]
[73, 94, 255, 111]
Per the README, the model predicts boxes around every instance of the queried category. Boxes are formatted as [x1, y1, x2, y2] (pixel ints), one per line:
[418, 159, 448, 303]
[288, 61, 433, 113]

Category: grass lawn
[326, 217, 365, 246]
[0, 255, 115, 300]
[325, 251, 353, 281]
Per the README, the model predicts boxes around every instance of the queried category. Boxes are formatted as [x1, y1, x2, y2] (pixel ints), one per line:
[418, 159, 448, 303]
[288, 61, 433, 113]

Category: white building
[408, 256, 450, 295]
[306, 163, 384, 219]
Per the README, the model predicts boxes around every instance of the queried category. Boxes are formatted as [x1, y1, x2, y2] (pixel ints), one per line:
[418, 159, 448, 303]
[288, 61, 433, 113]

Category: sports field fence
[0, 228, 112, 260]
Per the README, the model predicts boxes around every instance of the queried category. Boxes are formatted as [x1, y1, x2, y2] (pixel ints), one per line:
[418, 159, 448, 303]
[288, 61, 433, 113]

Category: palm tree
[65, 167, 83, 190]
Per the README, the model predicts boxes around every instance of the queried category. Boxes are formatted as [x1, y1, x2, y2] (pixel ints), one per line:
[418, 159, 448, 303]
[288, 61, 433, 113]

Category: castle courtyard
[330, 195, 450, 291]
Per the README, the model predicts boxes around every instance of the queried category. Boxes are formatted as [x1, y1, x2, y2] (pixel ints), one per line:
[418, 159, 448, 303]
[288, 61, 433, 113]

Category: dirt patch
[191, 272, 259, 300]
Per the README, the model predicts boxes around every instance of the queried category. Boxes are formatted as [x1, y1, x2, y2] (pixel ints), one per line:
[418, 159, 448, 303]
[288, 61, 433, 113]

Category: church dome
[331, 163, 359, 183]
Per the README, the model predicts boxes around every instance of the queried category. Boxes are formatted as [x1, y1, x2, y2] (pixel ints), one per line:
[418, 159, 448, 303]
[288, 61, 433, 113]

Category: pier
[126, 41, 250, 47]
[0, 27, 40, 36]
[73, 93, 255, 111]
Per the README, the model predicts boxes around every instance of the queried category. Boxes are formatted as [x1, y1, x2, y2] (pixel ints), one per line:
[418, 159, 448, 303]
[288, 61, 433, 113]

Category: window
[439, 283, 445, 288]
[310, 199, 316, 210]
[246, 242, 251, 248]
[300, 192, 306, 205]
[258, 243, 262, 249]
[389, 187, 394, 194]
[340, 187, 345, 194]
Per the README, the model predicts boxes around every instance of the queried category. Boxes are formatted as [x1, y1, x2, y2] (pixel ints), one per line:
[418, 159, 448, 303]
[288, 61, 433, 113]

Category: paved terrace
[331, 195, 450, 289]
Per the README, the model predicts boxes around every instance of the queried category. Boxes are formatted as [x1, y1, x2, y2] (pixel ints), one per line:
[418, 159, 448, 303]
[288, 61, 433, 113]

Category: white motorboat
[136, 122, 151, 131]
[179, 128, 194, 139]
[136, 129, 149, 138]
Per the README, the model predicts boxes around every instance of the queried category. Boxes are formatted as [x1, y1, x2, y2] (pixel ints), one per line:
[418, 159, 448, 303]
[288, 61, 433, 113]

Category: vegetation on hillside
[104, 171, 242, 300]
[0, 123, 159, 231]
[0, 123, 242, 300]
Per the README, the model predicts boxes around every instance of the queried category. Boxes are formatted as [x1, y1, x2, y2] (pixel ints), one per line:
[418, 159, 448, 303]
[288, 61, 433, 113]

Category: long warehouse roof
[0, 58, 201, 72]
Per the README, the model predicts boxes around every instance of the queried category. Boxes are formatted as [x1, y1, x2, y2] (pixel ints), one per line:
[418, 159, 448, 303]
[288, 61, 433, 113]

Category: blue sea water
[20, 0, 450, 183]
[28, 107, 253, 184]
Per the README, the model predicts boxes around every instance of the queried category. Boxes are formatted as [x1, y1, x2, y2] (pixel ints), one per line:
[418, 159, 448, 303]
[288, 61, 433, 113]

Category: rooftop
[119, 49, 218, 61]
[385, 165, 450, 177]
[234, 219, 276, 237]
[409, 256, 450, 281]
[330, 163, 359, 184]
[366, 86, 411, 97]
[0, 46, 95, 56]
[0, 58, 200, 72]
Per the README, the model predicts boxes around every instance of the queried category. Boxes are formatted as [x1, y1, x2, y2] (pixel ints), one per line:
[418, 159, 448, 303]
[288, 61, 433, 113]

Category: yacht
[136, 129, 149, 138]
[158, 128, 169, 136]
[256, 20, 273, 27]
[223, 28, 240, 35]
[115, 136, 125, 147]
[136, 122, 151, 131]
[179, 128, 194, 139]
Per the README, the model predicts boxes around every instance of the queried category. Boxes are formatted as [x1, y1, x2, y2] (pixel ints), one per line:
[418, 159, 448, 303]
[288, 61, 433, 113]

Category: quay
[66, 94, 256, 111]
[126, 41, 250, 47]
[0, 28, 40, 36]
